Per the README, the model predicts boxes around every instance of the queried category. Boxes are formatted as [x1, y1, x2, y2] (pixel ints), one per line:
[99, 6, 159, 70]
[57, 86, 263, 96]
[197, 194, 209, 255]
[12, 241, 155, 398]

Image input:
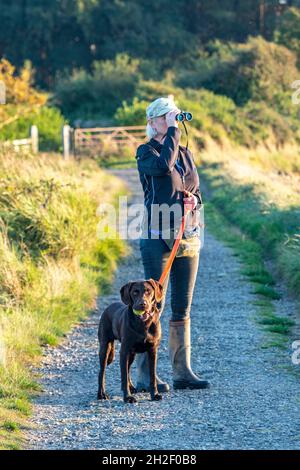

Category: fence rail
[62, 125, 146, 159]
[2, 125, 39, 154]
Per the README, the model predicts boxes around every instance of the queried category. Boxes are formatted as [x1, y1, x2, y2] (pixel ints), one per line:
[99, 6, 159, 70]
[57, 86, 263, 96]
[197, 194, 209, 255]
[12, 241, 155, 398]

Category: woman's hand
[183, 190, 198, 212]
[165, 109, 181, 128]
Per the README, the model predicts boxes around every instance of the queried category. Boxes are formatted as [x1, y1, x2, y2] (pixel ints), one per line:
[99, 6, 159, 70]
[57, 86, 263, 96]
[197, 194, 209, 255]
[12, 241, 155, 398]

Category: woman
[134, 96, 210, 392]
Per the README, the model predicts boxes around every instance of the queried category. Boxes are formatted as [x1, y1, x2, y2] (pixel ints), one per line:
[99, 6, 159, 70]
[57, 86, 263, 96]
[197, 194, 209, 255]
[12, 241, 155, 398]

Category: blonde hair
[146, 121, 158, 139]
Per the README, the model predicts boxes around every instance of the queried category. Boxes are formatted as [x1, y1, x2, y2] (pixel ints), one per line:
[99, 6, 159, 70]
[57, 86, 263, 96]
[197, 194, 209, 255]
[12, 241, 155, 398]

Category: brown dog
[97, 278, 164, 403]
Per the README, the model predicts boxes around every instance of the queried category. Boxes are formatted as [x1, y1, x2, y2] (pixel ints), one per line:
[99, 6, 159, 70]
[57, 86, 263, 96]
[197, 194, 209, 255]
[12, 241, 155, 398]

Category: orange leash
[158, 205, 191, 286]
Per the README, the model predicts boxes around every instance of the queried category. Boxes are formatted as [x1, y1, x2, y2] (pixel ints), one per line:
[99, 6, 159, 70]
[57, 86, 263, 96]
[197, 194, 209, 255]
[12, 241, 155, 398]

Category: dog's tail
[107, 341, 115, 366]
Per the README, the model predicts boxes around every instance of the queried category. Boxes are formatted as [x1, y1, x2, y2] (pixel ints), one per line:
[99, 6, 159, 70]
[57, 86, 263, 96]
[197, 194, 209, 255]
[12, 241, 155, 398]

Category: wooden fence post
[31, 125, 39, 154]
[62, 125, 71, 159]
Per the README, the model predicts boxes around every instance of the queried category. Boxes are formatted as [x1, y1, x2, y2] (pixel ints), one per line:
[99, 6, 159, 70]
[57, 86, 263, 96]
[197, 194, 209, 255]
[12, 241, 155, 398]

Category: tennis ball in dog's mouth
[133, 309, 144, 316]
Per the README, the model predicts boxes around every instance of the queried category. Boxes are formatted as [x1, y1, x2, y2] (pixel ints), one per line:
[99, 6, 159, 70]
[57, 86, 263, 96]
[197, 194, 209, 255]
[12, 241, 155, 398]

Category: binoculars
[175, 111, 193, 122]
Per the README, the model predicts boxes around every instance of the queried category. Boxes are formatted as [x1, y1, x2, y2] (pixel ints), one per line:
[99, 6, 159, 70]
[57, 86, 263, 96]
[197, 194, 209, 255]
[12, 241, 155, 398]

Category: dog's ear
[148, 278, 164, 303]
[120, 282, 134, 305]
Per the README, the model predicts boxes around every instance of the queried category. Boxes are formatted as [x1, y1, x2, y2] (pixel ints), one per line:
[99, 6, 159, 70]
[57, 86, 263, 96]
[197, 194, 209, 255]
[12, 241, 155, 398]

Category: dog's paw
[124, 395, 137, 404]
[129, 384, 137, 394]
[151, 393, 162, 401]
[97, 391, 109, 400]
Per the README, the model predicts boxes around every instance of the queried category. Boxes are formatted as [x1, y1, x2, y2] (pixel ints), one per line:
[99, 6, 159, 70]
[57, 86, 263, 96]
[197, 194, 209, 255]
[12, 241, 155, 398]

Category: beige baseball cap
[146, 95, 179, 120]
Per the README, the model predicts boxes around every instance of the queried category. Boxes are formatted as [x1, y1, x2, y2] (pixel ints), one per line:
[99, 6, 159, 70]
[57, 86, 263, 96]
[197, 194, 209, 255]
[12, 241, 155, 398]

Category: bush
[137, 59, 165, 81]
[114, 80, 185, 126]
[54, 53, 141, 122]
[176, 88, 252, 147]
[32, 107, 65, 151]
[173, 40, 236, 90]
[136, 79, 185, 104]
[174, 37, 298, 106]
[114, 97, 148, 126]
[0, 107, 65, 152]
[52, 37, 300, 149]
[0, 59, 64, 151]
[243, 101, 294, 147]
[114, 83, 296, 148]
[0, 59, 45, 106]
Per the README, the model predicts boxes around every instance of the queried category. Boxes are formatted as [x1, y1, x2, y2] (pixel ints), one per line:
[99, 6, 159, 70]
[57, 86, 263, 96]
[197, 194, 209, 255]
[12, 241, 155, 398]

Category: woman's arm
[136, 126, 181, 176]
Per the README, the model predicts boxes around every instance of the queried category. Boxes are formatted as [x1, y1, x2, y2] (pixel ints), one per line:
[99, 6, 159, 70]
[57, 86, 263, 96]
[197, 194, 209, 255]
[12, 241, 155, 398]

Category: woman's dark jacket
[135, 126, 203, 237]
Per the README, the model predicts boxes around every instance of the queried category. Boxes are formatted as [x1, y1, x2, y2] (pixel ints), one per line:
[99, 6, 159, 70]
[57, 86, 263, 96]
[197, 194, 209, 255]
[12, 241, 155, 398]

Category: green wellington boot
[135, 352, 170, 393]
[169, 318, 210, 390]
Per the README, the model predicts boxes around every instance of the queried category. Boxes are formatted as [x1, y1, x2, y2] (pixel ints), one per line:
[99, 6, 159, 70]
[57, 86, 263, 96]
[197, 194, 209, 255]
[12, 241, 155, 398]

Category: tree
[275, 6, 300, 66]
[0, 0, 297, 89]
[0, 0, 92, 88]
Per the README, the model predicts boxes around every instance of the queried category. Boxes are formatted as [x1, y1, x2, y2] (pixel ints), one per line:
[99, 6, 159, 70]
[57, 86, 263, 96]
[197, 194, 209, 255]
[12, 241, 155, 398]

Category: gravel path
[27, 168, 300, 450]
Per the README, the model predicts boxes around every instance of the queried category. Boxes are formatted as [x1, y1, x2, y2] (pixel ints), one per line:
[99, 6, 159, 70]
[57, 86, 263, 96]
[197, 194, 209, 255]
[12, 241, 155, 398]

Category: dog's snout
[136, 300, 147, 310]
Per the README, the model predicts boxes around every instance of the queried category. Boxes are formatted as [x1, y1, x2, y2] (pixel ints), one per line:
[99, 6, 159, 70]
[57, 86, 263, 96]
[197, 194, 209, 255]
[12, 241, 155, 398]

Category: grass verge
[0, 150, 129, 449]
[198, 141, 300, 308]
[204, 200, 295, 352]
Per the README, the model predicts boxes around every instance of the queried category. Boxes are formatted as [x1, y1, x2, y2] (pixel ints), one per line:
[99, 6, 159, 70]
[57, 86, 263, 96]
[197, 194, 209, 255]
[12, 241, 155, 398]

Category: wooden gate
[1, 125, 39, 154]
[73, 125, 146, 157]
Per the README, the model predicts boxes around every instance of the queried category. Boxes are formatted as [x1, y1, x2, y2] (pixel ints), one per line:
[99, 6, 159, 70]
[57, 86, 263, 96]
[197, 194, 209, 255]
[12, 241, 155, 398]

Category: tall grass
[198, 139, 300, 306]
[0, 149, 128, 449]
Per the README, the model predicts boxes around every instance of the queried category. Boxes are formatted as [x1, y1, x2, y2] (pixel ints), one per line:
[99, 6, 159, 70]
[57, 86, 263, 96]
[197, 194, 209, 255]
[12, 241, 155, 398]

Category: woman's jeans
[139, 237, 200, 322]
